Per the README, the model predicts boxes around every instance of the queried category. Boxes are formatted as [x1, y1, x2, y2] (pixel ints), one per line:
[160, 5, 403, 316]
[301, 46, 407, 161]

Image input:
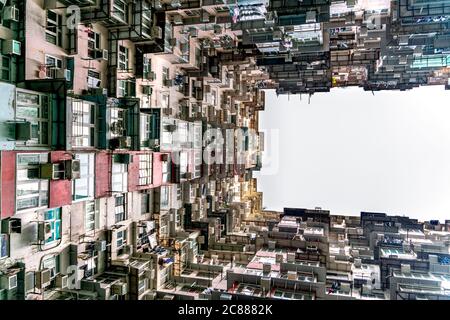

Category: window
[16, 153, 49, 211]
[44, 208, 62, 244]
[112, 159, 128, 193]
[45, 55, 63, 79]
[116, 229, 127, 249]
[0, 55, 11, 81]
[87, 30, 101, 59]
[161, 93, 169, 109]
[0, 234, 9, 259]
[46, 10, 63, 46]
[161, 186, 169, 208]
[162, 158, 170, 183]
[140, 113, 151, 148]
[118, 45, 129, 70]
[143, 57, 151, 78]
[142, 1, 152, 36]
[110, 107, 126, 138]
[117, 80, 136, 97]
[87, 70, 101, 88]
[139, 154, 153, 186]
[162, 66, 169, 81]
[15, 89, 50, 146]
[140, 192, 151, 215]
[85, 200, 97, 232]
[72, 153, 95, 201]
[112, 0, 128, 22]
[184, 10, 200, 17]
[71, 99, 96, 148]
[42, 255, 59, 278]
[115, 194, 127, 223]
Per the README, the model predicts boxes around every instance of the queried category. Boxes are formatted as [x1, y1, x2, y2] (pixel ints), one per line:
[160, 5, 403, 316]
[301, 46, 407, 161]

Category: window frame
[72, 153, 95, 201]
[138, 153, 153, 186]
[16, 153, 49, 212]
[45, 10, 63, 47]
[114, 194, 127, 223]
[118, 45, 129, 71]
[71, 99, 97, 148]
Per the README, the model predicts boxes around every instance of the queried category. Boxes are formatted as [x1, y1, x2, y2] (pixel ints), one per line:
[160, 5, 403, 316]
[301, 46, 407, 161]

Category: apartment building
[0, 0, 449, 301]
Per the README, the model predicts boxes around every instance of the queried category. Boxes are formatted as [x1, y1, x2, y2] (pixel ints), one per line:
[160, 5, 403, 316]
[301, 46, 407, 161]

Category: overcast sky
[254, 86, 450, 222]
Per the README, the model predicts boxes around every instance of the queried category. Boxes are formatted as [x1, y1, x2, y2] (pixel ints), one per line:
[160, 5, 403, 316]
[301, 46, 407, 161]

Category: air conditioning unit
[114, 153, 133, 164]
[3, 5, 19, 22]
[173, 14, 183, 25]
[114, 136, 132, 149]
[201, 12, 209, 23]
[2, 39, 21, 55]
[35, 269, 52, 289]
[171, 0, 181, 7]
[142, 85, 152, 95]
[63, 69, 71, 82]
[40, 163, 65, 180]
[354, 258, 362, 268]
[144, 292, 157, 300]
[55, 274, 68, 289]
[160, 153, 169, 161]
[37, 221, 53, 242]
[112, 282, 128, 295]
[1, 274, 18, 290]
[146, 71, 156, 81]
[163, 79, 174, 87]
[273, 30, 283, 41]
[148, 138, 159, 148]
[306, 11, 316, 23]
[153, 0, 162, 9]
[1, 218, 21, 234]
[63, 159, 80, 180]
[95, 49, 108, 61]
[260, 277, 271, 292]
[400, 264, 411, 274]
[15, 121, 32, 141]
[164, 124, 177, 132]
[219, 293, 232, 300]
[95, 240, 107, 252]
[151, 26, 162, 39]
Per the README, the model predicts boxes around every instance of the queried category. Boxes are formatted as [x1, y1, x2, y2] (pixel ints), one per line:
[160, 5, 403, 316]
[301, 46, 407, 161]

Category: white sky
[255, 86, 450, 222]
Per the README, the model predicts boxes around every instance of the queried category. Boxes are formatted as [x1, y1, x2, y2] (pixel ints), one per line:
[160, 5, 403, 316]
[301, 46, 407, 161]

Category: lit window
[45, 10, 63, 46]
[139, 154, 153, 186]
[44, 208, 62, 244]
[72, 153, 95, 201]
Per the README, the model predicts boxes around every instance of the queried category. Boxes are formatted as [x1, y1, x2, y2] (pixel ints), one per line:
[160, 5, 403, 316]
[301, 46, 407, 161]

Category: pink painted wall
[48, 151, 72, 208]
[127, 152, 140, 192]
[1, 151, 16, 218]
[95, 151, 111, 198]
